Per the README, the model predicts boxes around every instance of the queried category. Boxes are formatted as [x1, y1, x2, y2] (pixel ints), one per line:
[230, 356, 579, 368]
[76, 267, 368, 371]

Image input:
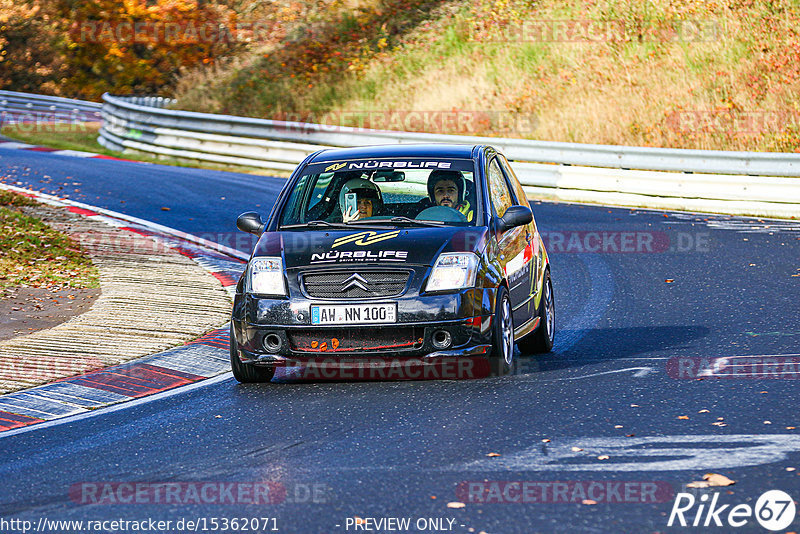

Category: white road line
[528, 367, 655, 381]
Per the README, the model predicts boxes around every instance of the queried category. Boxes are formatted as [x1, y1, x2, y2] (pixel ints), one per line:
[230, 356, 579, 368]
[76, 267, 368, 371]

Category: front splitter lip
[239, 345, 491, 365]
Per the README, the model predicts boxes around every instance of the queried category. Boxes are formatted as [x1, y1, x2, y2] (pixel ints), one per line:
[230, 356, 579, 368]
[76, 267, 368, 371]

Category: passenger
[339, 178, 383, 222]
[426, 170, 473, 222]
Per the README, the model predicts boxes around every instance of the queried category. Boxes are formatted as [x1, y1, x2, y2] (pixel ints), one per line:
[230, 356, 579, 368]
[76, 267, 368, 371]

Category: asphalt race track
[1, 147, 799, 533]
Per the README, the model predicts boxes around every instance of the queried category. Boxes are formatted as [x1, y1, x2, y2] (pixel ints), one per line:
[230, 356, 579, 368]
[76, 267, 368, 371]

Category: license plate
[311, 303, 397, 325]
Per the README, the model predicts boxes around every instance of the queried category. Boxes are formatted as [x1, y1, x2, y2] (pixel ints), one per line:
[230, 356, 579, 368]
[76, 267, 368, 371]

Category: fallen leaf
[214, 415, 222, 419]
[571, 446, 583, 452]
[764, 420, 772, 425]
[704, 473, 736, 486]
[597, 455, 610, 460]
[582, 499, 597, 505]
[698, 409, 710, 413]
[486, 453, 501, 457]
[626, 434, 636, 437]
[711, 422, 727, 427]
[541, 439, 550, 443]
[787, 427, 796, 430]
[614, 425, 623, 428]
[665, 279, 674, 283]
[430, 495, 437, 499]
[678, 415, 689, 420]
[161, 207, 170, 211]
[630, 404, 639, 407]
[686, 473, 735, 489]
[786, 467, 796, 472]
[447, 502, 465, 509]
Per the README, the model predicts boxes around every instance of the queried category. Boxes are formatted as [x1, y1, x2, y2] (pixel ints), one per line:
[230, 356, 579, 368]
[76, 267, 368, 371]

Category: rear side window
[487, 158, 513, 217]
[498, 155, 529, 207]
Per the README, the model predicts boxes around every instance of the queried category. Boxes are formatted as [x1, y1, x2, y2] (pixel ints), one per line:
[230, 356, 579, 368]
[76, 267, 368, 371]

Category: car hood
[252, 227, 488, 269]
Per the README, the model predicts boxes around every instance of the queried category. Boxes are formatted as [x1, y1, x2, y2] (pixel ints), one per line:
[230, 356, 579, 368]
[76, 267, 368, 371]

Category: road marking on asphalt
[552, 367, 655, 380]
[449, 434, 800, 472]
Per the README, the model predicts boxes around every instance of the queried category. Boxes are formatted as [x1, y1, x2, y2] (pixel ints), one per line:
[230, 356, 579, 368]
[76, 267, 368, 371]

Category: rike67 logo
[668, 490, 796, 530]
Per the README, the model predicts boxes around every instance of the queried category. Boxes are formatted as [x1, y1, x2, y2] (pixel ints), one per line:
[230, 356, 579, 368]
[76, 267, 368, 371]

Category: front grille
[288, 327, 423, 353]
[302, 270, 410, 299]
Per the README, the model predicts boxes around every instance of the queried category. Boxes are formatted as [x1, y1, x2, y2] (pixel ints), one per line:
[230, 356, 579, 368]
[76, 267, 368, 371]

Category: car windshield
[279, 158, 478, 227]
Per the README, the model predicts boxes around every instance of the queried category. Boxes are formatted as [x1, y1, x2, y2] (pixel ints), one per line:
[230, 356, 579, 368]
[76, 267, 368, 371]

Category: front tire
[517, 270, 555, 354]
[490, 286, 515, 376]
[230, 324, 275, 383]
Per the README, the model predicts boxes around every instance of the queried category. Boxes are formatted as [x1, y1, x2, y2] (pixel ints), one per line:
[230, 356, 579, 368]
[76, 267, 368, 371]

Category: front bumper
[232, 287, 495, 361]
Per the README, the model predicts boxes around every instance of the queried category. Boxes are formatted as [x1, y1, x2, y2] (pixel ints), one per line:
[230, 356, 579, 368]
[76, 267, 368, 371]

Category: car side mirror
[237, 212, 266, 235]
[498, 205, 533, 232]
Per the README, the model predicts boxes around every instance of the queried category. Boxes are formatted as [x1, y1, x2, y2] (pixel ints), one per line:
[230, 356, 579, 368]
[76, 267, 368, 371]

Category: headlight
[248, 257, 286, 296]
[425, 253, 479, 292]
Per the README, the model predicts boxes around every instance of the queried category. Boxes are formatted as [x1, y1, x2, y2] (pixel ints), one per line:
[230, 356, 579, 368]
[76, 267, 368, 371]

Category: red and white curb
[0, 140, 141, 162]
[0, 185, 249, 434]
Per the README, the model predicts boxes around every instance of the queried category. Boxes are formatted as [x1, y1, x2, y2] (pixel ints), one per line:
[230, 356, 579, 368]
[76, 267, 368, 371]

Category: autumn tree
[0, 0, 68, 95]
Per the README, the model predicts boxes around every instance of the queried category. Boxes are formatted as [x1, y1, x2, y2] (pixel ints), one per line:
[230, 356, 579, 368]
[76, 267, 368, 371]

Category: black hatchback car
[231, 144, 554, 381]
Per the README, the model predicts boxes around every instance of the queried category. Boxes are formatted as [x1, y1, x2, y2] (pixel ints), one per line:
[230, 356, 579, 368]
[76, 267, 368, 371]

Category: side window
[280, 173, 309, 225]
[488, 158, 513, 217]
[498, 155, 529, 207]
[308, 173, 334, 211]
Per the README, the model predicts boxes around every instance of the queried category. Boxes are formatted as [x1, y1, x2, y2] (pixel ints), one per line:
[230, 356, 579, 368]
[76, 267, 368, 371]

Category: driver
[427, 170, 473, 222]
[338, 178, 383, 222]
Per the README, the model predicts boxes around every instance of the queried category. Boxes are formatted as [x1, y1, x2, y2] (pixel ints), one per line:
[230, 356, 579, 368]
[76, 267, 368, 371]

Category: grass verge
[0, 190, 99, 290]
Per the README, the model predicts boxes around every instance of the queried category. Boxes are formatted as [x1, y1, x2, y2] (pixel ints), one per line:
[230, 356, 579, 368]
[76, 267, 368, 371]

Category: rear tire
[517, 270, 554, 354]
[230, 324, 275, 383]
[489, 286, 514, 376]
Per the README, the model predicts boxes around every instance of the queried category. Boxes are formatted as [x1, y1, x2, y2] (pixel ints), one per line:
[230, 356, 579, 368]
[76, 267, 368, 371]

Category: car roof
[308, 144, 484, 163]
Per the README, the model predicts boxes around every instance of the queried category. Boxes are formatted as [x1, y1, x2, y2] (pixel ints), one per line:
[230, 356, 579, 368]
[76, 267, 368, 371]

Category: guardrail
[0, 90, 102, 124]
[98, 93, 800, 218]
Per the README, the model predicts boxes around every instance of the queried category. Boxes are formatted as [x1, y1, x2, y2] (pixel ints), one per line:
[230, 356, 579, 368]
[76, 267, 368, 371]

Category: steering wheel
[415, 206, 467, 223]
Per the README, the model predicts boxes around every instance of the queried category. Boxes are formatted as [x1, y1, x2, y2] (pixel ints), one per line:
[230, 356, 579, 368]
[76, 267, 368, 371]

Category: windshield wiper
[281, 220, 352, 229]
[282, 220, 387, 230]
[387, 216, 445, 227]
